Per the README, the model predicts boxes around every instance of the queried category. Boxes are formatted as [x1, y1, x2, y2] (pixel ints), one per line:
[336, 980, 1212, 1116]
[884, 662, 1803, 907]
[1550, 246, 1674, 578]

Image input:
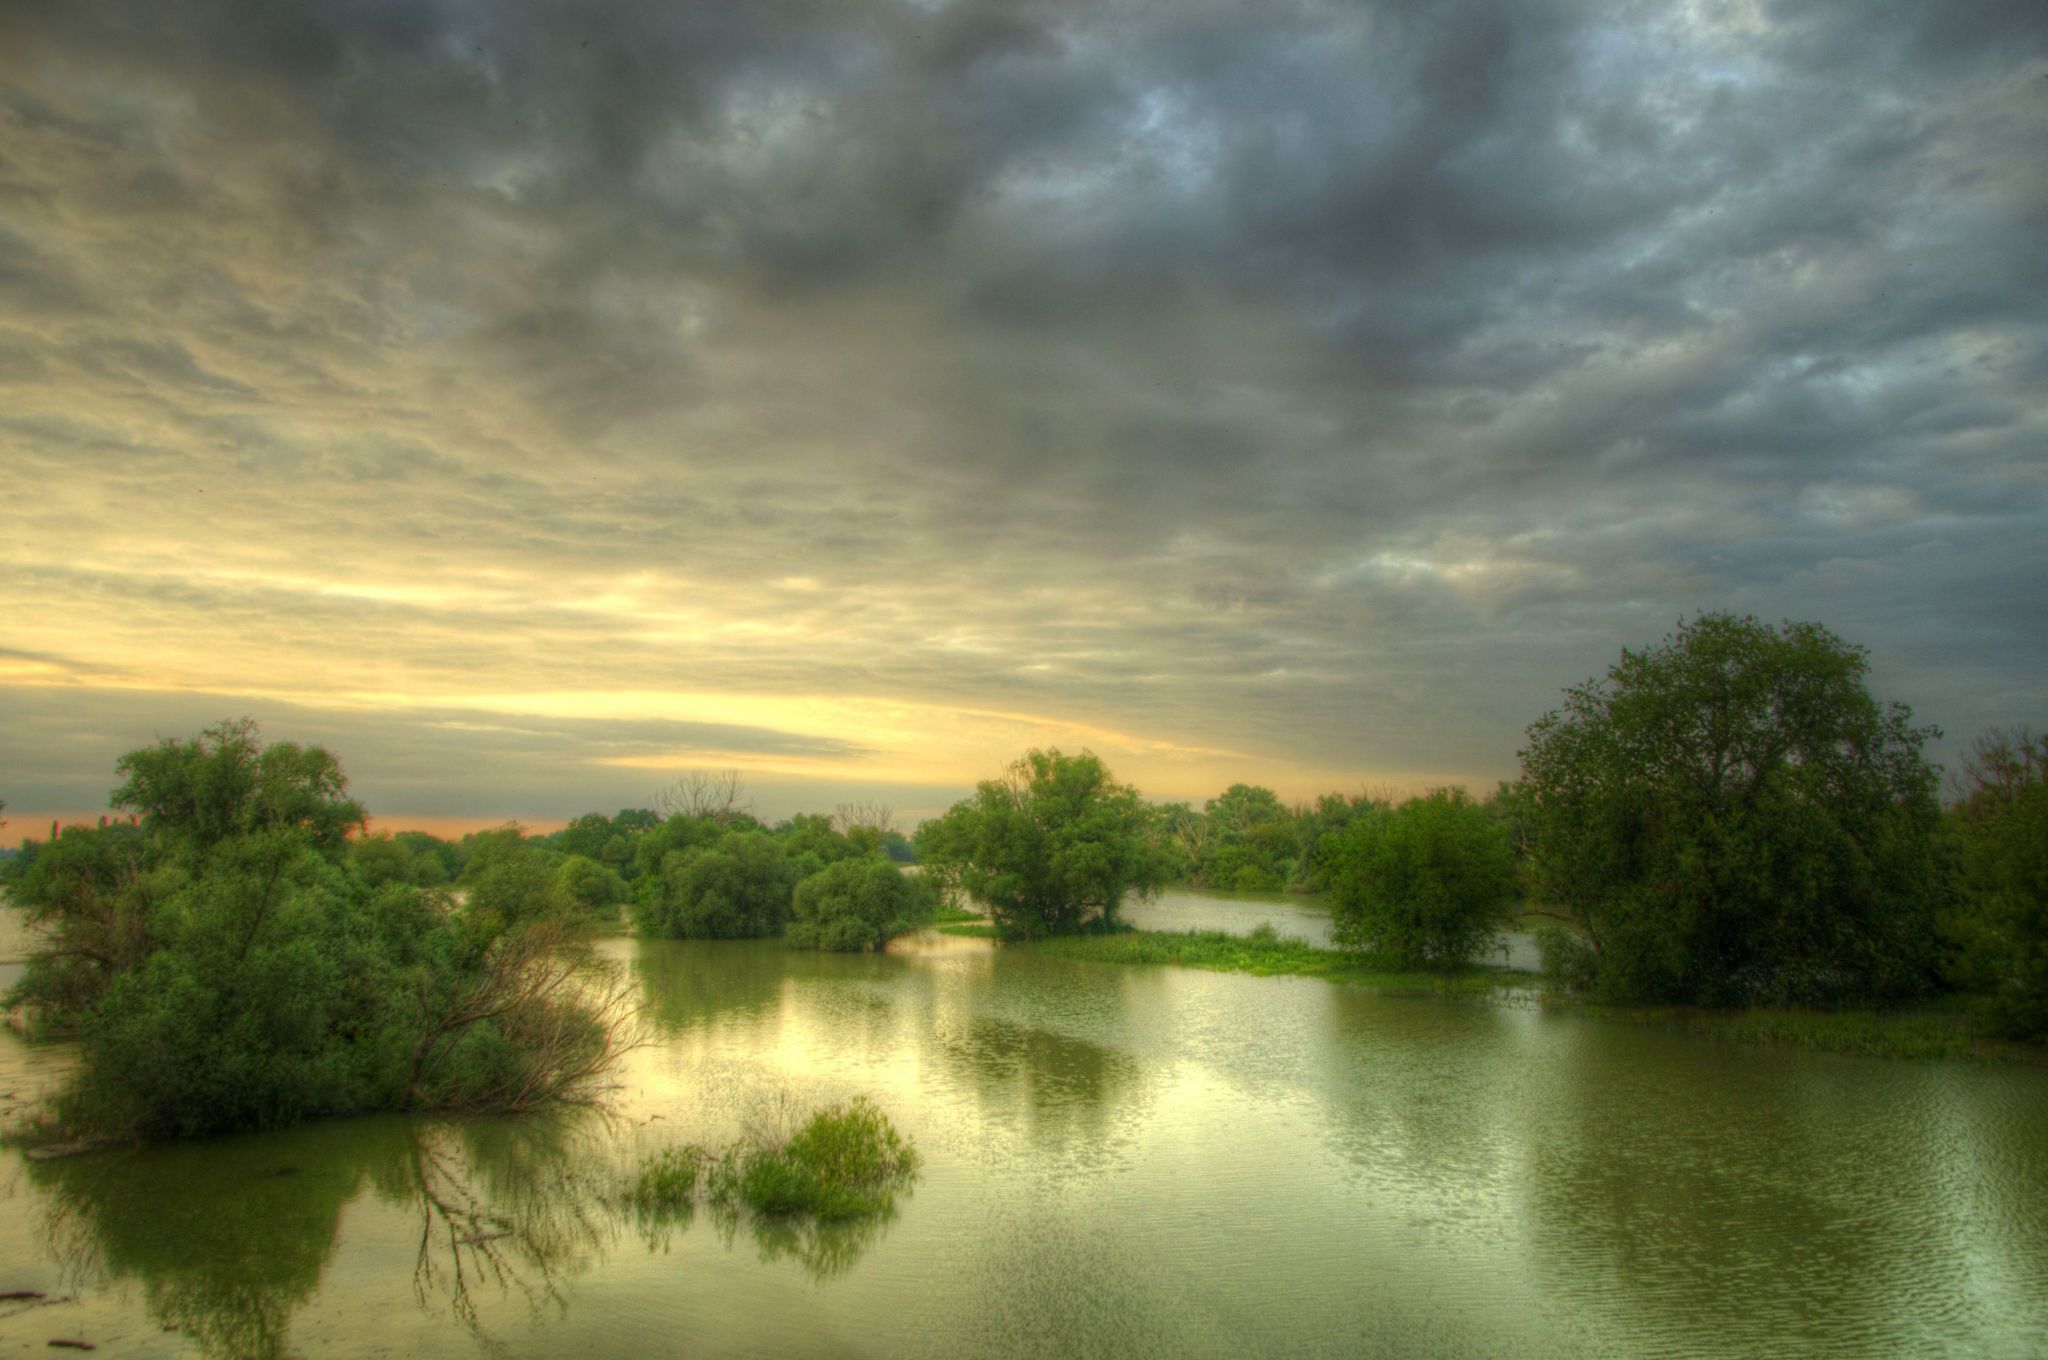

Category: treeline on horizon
[1, 612, 2043, 1150]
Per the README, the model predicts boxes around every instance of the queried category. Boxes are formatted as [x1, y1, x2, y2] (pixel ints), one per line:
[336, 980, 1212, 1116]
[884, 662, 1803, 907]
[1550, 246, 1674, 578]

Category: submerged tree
[915, 749, 1168, 937]
[1518, 615, 1946, 1006]
[5, 720, 636, 1141]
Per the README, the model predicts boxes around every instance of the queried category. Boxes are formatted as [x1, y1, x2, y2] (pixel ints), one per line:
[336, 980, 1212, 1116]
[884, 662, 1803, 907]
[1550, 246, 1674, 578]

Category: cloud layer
[2, 0, 2044, 829]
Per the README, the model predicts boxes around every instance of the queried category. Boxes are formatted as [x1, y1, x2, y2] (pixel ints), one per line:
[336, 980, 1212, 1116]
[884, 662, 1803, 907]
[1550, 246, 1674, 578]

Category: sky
[2, 0, 2044, 841]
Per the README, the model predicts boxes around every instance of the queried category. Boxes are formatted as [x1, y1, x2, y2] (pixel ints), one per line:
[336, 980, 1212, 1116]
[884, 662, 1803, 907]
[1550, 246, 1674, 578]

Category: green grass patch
[710, 1098, 919, 1220]
[1024, 928, 1526, 995]
[930, 905, 983, 925]
[623, 1144, 710, 1217]
[935, 922, 1000, 938]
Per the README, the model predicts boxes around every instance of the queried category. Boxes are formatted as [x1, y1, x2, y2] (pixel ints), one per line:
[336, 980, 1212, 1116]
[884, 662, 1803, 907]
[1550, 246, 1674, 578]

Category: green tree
[1944, 728, 2048, 1039]
[787, 857, 939, 951]
[556, 854, 631, 918]
[634, 829, 796, 939]
[1326, 789, 1516, 967]
[914, 749, 1168, 938]
[1518, 614, 1945, 1005]
[1192, 783, 1300, 890]
[5, 721, 632, 1140]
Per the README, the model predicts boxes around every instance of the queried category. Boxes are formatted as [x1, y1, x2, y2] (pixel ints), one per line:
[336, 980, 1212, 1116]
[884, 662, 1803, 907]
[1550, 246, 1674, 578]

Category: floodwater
[1123, 885, 1544, 969]
[2, 902, 2045, 1359]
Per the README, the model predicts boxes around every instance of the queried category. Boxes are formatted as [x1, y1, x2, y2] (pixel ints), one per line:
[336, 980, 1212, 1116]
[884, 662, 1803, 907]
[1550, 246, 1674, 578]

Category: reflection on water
[1, 899, 2044, 1359]
[28, 1116, 614, 1356]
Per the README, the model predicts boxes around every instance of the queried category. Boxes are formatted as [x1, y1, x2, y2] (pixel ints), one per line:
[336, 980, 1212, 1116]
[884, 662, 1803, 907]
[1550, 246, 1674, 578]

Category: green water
[2, 923, 2045, 1358]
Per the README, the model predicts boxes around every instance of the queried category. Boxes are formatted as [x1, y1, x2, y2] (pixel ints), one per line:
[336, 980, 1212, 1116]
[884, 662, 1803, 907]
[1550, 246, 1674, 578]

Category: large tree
[1518, 614, 1945, 1006]
[916, 749, 1168, 937]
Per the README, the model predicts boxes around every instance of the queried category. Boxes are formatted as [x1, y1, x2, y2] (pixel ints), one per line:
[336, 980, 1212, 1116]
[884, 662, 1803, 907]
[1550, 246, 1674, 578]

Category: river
[1, 899, 2043, 1358]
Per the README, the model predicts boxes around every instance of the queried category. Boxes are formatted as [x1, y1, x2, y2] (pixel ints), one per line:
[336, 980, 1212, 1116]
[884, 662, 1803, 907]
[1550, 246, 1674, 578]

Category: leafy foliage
[630, 1098, 919, 1226]
[633, 829, 797, 938]
[787, 856, 939, 951]
[915, 749, 1169, 937]
[4, 720, 634, 1140]
[1327, 788, 1518, 967]
[1518, 614, 1946, 1006]
[556, 854, 631, 917]
[1944, 728, 2048, 1039]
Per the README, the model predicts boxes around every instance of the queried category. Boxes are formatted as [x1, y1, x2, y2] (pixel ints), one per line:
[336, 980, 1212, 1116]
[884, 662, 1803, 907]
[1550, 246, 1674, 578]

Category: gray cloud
[0, 0, 2043, 823]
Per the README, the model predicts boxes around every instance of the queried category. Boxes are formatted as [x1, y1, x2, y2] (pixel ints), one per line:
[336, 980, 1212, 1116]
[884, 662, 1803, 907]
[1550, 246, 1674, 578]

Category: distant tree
[1944, 727, 2048, 1039]
[1519, 614, 1945, 1005]
[832, 801, 897, 837]
[1327, 789, 1516, 967]
[350, 832, 421, 890]
[915, 749, 1168, 937]
[1191, 784, 1300, 890]
[555, 854, 632, 918]
[634, 829, 796, 939]
[1153, 802, 1210, 881]
[787, 857, 939, 951]
[775, 813, 861, 878]
[553, 812, 615, 861]
[1292, 790, 1383, 892]
[654, 770, 749, 824]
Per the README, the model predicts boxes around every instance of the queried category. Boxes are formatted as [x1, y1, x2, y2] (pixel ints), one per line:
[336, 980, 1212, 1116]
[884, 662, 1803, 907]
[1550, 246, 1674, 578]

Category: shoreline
[935, 921, 2042, 1065]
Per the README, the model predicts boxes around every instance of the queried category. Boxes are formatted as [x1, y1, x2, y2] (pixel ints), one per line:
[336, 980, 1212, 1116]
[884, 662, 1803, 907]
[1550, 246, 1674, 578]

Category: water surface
[1, 906, 2043, 1358]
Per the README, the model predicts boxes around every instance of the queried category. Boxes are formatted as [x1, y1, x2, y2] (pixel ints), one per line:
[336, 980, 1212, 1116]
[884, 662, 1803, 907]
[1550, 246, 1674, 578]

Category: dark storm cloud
[0, 0, 2042, 812]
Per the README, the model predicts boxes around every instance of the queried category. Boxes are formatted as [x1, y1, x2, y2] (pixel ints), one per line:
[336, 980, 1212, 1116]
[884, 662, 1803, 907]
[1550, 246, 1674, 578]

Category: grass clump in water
[624, 1144, 711, 1218]
[623, 1098, 918, 1226]
[711, 1098, 919, 1220]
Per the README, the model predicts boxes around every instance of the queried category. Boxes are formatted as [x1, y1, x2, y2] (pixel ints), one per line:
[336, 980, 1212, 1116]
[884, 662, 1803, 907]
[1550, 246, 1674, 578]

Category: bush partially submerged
[4, 720, 638, 1142]
[624, 1098, 918, 1224]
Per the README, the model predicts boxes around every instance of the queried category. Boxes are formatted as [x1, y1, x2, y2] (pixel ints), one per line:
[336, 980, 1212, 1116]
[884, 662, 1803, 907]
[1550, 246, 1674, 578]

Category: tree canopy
[1327, 789, 1517, 968]
[1944, 728, 2048, 1039]
[787, 856, 939, 951]
[1518, 614, 1945, 1006]
[915, 749, 1168, 937]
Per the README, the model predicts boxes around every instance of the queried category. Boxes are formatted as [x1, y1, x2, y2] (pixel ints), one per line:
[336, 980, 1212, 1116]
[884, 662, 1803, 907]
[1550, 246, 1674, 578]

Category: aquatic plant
[625, 1098, 918, 1225]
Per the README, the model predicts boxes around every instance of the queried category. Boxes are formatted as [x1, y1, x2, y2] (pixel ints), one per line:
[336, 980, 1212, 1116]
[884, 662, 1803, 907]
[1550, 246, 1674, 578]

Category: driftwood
[47, 1340, 96, 1351]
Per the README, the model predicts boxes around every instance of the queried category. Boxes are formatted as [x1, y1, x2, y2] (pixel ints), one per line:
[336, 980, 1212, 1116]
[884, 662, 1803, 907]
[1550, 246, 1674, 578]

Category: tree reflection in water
[30, 1106, 915, 1357]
